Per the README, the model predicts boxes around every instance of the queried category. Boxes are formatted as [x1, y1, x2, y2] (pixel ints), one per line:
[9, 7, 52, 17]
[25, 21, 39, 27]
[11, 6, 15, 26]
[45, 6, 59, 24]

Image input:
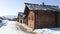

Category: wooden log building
[20, 2, 60, 29]
[17, 12, 24, 23]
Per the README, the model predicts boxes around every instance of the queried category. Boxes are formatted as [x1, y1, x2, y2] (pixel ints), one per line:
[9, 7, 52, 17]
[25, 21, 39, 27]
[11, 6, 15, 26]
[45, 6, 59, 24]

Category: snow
[0, 20, 31, 34]
[1, 20, 60, 34]
[34, 28, 60, 34]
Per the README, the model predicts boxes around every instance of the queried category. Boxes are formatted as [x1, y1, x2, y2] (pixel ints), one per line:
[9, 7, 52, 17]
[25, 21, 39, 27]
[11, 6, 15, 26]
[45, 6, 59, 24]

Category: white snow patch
[0, 20, 31, 34]
[34, 28, 60, 34]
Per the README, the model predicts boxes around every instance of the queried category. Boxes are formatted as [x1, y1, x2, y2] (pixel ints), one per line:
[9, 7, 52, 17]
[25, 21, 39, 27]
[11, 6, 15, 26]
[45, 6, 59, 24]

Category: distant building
[17, 12, 24, 23]
[24, 2, 60, 29]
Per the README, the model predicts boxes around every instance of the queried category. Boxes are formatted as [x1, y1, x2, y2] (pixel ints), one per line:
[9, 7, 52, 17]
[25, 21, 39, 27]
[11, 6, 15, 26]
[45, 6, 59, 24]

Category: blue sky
[0, 0, 60, 16]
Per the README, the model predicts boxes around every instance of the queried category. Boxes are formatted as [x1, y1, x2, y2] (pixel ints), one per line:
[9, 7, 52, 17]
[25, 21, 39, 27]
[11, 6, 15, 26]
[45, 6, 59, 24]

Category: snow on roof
[18, 12, 24, 16]
[25, 3, 60, 11]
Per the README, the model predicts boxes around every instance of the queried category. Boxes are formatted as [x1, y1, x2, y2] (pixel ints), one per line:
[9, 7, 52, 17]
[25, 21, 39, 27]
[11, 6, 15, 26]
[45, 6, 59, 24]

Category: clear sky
[0, 0, 60, 16]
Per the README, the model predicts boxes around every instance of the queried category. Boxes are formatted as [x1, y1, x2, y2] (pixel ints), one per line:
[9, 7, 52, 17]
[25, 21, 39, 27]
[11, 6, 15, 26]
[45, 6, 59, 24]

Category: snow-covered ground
[1, 20, 60, 34]
[0, 20, 31, 34]
[34, 28, 60, 34]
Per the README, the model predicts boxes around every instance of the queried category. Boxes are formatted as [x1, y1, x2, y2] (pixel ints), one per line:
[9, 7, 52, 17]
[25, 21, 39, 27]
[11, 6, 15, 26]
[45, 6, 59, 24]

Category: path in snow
[0, 20, 31, 34]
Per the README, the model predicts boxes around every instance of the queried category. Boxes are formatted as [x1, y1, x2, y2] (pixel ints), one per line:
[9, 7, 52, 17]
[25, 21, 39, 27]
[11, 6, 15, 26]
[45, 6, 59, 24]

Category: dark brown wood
[23, 4, 60, 29]
[55, 11, 58, 27]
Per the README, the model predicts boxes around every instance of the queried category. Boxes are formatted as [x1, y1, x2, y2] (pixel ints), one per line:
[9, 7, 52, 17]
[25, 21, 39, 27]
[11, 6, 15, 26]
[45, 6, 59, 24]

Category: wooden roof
[25, 3, 60, 11]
